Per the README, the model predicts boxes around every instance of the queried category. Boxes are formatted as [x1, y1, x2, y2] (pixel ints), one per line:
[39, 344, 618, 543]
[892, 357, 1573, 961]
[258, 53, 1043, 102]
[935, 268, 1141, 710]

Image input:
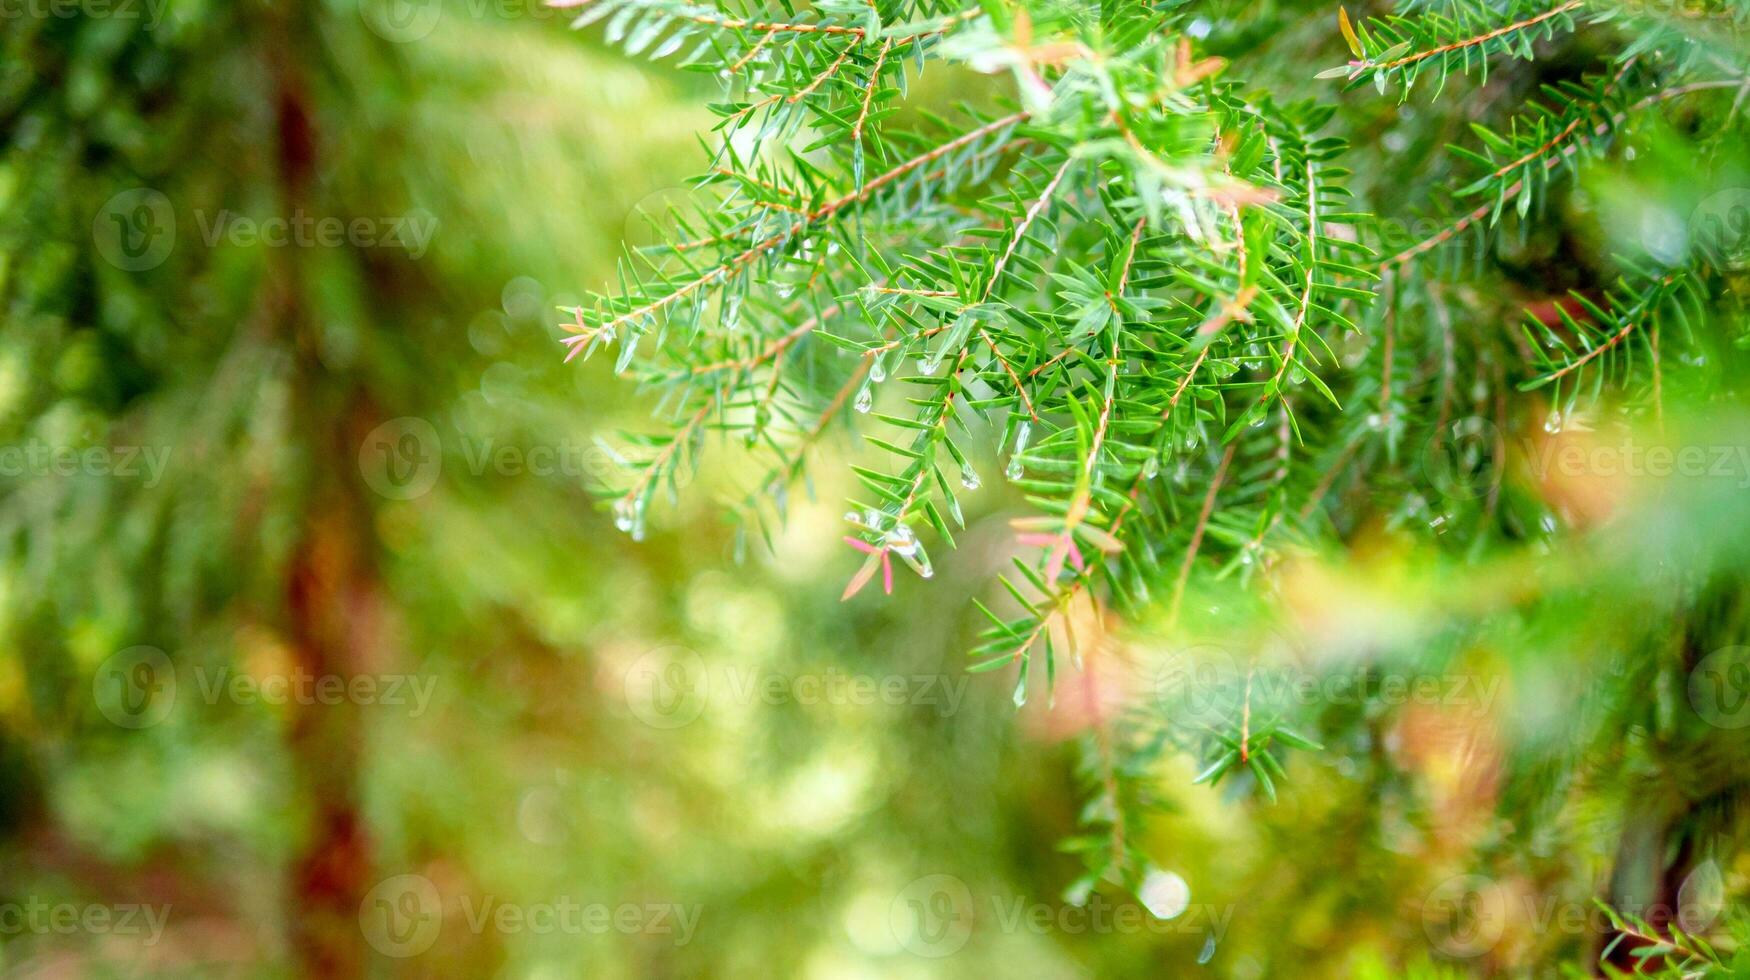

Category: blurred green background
[2, 1, 1749, 978]
[0, 2, 1121, 976]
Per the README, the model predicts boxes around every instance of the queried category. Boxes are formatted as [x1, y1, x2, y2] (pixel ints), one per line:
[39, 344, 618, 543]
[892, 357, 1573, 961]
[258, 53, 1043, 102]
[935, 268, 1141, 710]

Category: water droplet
[960, 462, 981, 491]
[613, 498, 636, 532]
[885, 523, 918, 557]
[1365, 412, 1384, 431]
[1005, 456, 1024, 481]
[918, 352, 941, 375]
[723, 294, 743, 332]
[1143, 455, 1160, 480]
[1138, 867, 1190, 920]
[1543, 409, 1563, 433]
[1198, 934, 1217, 965]
[854, 382, 873, 414]
[869, 352, 888, 383]
[1678, 859, 1725, 933]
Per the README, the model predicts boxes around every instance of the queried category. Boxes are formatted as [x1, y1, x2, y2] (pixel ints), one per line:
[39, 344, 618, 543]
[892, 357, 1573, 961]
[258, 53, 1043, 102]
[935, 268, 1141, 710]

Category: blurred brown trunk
[266, 5, 378, 976]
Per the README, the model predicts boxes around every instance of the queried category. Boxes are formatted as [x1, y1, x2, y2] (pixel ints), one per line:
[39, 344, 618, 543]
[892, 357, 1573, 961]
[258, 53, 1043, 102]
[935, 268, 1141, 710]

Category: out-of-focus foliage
[566, 0, 1750, 975]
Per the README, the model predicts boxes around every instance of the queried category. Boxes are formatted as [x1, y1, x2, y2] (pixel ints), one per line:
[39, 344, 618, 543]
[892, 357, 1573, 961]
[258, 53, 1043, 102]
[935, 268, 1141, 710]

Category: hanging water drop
[854, 382, 874, 414]
[1143, 455, 1160, 480]
[1197, 934, 1218, 965]
[1006, 422, 1031, 480]
[627, 498, 647, 541]
[1543, 409, 1563, 433]
[960, 461, 981, 490]
[613, 498, 636, 533]
[1365, 412, 1384, 431]
[869, 351, 888, 383]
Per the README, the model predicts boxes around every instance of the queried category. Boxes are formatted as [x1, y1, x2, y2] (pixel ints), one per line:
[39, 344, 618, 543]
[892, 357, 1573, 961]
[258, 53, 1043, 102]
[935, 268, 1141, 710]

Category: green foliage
[573, 0, 1750, 970]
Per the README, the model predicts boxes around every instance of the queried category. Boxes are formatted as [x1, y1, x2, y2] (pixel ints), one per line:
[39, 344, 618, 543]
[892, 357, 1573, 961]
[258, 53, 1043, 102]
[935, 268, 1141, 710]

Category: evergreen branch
[1377, 1, 1585, 72]
[1381, 77, 1746, 269]
[1168, 442, 1236, 626]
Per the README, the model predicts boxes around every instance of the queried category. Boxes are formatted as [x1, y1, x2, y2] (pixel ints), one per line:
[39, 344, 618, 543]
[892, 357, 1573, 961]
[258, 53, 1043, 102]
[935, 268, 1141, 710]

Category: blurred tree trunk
[264, 5, 378, 975]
